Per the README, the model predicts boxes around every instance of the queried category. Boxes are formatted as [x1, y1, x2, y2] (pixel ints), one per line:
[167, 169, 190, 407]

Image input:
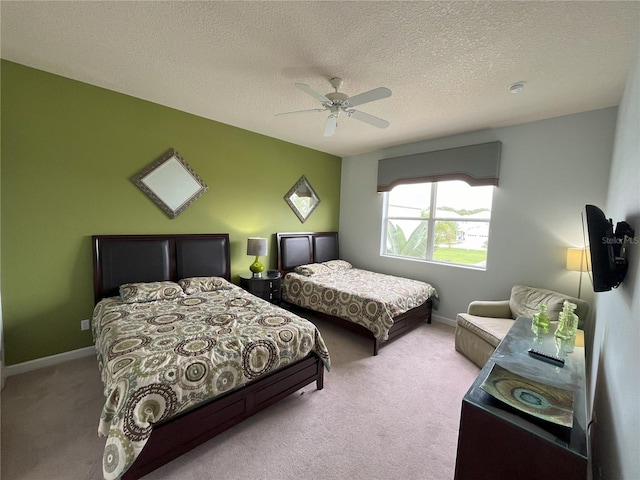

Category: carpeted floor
[1, 312, 479, 480]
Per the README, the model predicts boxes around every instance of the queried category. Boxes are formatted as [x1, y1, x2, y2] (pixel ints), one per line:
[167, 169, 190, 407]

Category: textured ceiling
[1, 1, 639, 157]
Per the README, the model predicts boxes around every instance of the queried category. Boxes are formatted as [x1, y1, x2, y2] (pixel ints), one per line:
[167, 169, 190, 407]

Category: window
[382, 180, 494, 269]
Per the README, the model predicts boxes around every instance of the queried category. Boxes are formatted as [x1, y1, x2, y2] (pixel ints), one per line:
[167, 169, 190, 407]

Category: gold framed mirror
[284, 175, 320, 223]
[131, 149, 208, 219]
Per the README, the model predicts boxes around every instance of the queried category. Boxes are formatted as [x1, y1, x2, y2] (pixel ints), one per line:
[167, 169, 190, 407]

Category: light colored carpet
[1, 312, 479, 480]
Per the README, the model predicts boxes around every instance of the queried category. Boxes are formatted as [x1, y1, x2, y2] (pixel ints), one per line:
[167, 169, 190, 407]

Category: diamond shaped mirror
[132, 149, 208, 219]
[284, 175, 320, 223]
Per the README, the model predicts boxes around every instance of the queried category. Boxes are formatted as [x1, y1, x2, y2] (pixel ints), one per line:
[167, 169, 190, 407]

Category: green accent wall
[0, 60, 341, 366]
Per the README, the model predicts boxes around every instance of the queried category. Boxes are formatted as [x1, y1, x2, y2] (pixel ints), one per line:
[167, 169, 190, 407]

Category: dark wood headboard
[92, 234, 230, 303]
[276, 232, 339, 274]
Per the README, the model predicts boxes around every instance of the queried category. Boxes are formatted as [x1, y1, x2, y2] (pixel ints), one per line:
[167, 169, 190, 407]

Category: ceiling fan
[276, 77, 392, 137]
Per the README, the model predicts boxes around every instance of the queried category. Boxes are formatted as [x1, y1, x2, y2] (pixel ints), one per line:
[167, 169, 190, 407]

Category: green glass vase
[554, 300, 579, 354]
[532, 304, 550, 335]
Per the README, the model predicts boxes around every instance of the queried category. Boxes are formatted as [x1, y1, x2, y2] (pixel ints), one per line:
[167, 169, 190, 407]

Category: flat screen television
[583, 204, 634, 292]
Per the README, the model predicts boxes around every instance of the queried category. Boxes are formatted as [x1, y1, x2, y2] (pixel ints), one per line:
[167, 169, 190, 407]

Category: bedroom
[1, 2, 639, 480]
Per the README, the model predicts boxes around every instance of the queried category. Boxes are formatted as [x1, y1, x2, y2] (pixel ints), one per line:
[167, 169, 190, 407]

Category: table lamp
[247, 237, 268, 278]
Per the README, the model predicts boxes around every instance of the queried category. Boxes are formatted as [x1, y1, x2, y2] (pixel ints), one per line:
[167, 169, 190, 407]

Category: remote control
[527, 348, 565, 367]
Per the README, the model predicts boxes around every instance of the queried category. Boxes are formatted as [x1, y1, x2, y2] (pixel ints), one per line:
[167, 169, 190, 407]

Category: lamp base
[249, 256, 264, 278]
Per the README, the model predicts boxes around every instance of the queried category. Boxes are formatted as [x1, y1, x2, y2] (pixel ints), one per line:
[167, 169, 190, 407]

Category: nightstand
[239, 273, 282, 304]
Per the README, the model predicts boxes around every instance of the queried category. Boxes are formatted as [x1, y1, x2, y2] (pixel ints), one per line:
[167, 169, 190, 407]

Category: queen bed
[276, 232, 437, 355]
[91, 234, 329, 480]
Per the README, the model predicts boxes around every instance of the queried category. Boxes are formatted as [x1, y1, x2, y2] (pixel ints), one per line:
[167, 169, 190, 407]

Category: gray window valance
[377, 141, 502, 192]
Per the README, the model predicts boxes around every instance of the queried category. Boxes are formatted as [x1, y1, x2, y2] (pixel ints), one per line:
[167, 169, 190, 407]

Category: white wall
[340, 107, 616, 326]
[589, 49, 640, 480]
[341, 93, 639, 478]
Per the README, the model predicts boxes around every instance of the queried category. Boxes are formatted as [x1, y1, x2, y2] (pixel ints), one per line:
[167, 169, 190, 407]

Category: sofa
[455, 285, 590, 368]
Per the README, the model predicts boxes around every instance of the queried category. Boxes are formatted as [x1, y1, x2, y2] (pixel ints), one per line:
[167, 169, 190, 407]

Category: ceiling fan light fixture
[324, 114, 338, 137]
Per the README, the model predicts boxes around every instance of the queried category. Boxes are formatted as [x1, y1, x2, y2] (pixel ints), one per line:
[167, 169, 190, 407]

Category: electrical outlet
[81, 319, 90, 331]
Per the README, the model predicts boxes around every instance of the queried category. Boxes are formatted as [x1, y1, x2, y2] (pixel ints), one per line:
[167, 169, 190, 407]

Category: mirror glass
[132, 149, 208, 219]
[284, 175, 320, 223]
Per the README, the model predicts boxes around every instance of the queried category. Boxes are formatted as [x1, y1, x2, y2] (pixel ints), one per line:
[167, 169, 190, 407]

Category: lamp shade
[247, 237, 268, 257]
[566, 247, 590, 272]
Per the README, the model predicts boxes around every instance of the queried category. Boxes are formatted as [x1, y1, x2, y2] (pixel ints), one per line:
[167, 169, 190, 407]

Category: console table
[454, 316, 588, 480]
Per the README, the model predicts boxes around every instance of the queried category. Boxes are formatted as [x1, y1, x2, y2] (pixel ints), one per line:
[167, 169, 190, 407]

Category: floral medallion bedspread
[92, 284, 330, 480]
[282, 267, 437, 341]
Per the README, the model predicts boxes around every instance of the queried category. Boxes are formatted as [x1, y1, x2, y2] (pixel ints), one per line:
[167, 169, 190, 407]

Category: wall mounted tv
[583, 204, 635, 292]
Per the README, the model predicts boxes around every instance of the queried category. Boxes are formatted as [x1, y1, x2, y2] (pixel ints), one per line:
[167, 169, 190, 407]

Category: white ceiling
[2, 1, 639, 157]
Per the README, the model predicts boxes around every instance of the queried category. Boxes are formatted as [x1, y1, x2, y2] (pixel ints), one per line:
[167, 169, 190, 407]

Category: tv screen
[583, 204, 634, 292]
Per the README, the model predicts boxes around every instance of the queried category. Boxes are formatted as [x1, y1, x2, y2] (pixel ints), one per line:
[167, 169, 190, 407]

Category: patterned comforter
[92, 284, 330, 480]
[282, 267, 437, 341]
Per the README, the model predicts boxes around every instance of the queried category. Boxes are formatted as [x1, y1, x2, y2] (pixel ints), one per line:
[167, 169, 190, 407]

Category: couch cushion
[454, 325, 499, 369]
[456, 313, 515, 348]
[509, 285, 568, 321]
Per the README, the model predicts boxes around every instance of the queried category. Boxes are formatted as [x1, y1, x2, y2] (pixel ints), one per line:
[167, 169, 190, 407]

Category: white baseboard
[4, 346, 96, 378]
[431, 314, 457, 328]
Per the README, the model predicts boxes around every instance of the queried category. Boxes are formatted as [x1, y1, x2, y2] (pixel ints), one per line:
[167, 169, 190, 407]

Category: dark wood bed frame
[276, 231, 432, 356]
[92, 234, 325, 480]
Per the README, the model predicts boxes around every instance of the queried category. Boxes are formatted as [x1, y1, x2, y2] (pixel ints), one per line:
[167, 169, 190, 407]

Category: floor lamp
[566, 247, 590, 298]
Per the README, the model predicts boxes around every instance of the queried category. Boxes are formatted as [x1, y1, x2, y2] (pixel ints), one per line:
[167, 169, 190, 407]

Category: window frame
[381, 181, 493, 270]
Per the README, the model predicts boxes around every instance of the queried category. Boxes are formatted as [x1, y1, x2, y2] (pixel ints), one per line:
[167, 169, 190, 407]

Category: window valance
[377, 141, 502, 192]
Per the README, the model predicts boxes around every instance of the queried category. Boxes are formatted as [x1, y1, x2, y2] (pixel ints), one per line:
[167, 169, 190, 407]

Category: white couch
[455, 285, 590, 368]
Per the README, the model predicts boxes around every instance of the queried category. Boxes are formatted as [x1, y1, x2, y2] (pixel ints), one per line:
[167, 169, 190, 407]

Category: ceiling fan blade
[296, 83, 331, 103]
[275, 108, 327, 117]
[346, 87, 392, 107]
[324, 115, 338, 137]
[348, 110, 390, 129]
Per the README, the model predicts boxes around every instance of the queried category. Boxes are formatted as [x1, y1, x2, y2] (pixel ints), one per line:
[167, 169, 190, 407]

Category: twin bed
[276, 232, 437, 355]
[91, 232, 437, 479]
